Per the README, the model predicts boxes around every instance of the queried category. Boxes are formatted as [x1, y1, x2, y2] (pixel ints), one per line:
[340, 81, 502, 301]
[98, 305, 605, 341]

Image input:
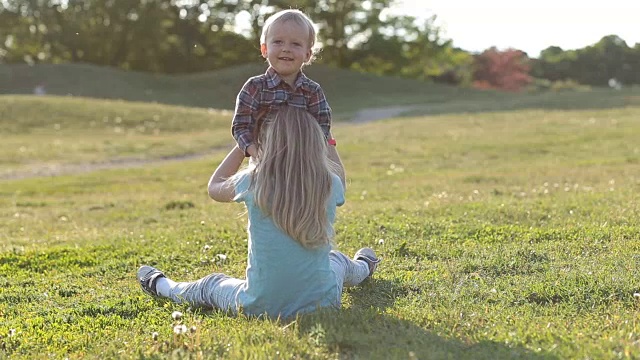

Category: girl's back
[233, 171, 345, 317]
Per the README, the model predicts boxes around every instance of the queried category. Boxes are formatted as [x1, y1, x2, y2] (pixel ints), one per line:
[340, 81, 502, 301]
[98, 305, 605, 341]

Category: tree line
[1, 0, 638, 90]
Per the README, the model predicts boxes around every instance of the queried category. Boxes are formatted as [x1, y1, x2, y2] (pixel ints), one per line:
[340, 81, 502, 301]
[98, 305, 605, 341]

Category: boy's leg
[138, 266, 244, 313]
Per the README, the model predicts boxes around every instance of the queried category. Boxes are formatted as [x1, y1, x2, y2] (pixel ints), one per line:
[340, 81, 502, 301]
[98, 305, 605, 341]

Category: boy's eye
[273, 40, 282, 44]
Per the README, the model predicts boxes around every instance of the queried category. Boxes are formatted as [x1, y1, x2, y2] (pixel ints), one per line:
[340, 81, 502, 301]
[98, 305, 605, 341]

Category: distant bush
[527, 78, 591, 93]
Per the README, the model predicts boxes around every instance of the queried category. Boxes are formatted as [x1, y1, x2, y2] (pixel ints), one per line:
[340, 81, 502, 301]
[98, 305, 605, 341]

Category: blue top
[233, 171, 345, 318]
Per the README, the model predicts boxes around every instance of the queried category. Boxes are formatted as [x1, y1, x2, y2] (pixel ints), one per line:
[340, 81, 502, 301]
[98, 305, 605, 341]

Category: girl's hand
[207, 146, 246, 202]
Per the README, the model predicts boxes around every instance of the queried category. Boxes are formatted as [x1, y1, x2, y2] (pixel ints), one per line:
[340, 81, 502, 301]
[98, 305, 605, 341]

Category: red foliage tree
[473, 47, 532, 92]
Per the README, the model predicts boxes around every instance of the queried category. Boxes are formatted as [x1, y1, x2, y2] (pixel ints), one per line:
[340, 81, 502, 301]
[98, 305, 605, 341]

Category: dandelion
[216, 254, 227, 261]
[9, 329, 16, 337]
[203, 245, 211, 251]
[152, 332, 159, 341]
[190, 326, 197, 333]
[634, 293, 640, 298]
[378, 239, 385, 245]
[200, 220, 205, 225]
[173, 324, 187, 335]
[171, 311, 183, 320]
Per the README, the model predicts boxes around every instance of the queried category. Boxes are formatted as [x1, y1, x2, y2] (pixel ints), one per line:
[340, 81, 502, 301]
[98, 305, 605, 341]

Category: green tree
[532, 35, 640, 86]
[0, 0, 255, 72]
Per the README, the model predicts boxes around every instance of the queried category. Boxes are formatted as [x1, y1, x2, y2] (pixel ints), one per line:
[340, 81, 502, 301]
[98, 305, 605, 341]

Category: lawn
[3, 63, 639, 119]
[2, 88, 640, 358]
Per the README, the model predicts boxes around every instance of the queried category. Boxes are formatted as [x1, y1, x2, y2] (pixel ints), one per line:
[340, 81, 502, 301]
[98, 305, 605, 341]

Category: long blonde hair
[250, 106, 334, 249]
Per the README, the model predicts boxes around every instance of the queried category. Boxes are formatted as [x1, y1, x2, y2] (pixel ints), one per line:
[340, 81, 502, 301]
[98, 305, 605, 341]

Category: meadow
[2, 64, 640, 359]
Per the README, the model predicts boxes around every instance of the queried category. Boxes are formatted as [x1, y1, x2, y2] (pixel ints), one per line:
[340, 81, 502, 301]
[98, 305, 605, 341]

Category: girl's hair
[250, 106, 335, 249]
[260, 9, 319, 65]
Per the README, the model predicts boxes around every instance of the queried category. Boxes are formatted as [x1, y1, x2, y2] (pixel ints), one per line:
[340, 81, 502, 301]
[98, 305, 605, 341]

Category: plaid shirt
[232, 67, 332, 154]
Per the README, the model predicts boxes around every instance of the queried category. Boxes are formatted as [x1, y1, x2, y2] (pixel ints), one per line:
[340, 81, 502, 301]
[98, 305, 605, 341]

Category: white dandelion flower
[173, 324, 187, 335]
[171, 311, 183, 320]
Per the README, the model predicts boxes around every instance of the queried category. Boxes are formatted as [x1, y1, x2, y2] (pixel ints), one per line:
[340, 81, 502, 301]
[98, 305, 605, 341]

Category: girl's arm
[327, 142, 346, 189]
[207, 146, 246, 202]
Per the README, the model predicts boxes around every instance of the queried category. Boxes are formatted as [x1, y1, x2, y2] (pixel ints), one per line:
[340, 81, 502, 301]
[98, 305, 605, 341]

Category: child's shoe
[353, 248, 381, 277]
[137, 265, 165, 297]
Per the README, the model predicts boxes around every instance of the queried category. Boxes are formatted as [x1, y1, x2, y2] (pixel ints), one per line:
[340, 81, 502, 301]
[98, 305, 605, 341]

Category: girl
[137, 106, 380, 319]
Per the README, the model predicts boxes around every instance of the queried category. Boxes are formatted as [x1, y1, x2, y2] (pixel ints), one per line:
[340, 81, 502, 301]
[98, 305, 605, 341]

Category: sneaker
[137, 265, 166, 297]
[353, 248, 381, 277]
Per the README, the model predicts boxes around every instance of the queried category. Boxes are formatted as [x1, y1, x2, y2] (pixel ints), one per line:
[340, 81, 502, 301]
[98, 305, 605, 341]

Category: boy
[232, 9, 334, 157]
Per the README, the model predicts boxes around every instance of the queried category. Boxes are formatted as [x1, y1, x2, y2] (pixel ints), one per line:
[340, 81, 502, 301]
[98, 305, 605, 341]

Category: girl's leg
[139, 266, 244, 312]
[329, 250, 371, 291]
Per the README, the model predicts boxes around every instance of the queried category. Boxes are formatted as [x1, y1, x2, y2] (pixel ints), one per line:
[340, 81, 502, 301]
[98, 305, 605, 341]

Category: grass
[0, 95, 233, 178]
[3, 63, 640, 119]
[1, 62, 483, 116]
[2, 93, 640, 358]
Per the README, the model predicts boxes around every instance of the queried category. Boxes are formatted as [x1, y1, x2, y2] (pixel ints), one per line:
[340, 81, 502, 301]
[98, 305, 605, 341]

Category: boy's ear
[304, 49, 312, 62]
[260, 44, 268, 58]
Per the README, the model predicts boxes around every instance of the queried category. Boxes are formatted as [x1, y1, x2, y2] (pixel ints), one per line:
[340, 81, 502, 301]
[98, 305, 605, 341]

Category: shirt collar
[265, 66, 309, 90]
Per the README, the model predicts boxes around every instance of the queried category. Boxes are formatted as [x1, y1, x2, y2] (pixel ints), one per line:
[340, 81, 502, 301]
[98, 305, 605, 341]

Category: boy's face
[261, 20, 312, 85]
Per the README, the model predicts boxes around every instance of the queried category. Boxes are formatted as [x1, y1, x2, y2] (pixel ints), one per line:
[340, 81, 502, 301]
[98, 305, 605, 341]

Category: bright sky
[393, 0, 640, 57]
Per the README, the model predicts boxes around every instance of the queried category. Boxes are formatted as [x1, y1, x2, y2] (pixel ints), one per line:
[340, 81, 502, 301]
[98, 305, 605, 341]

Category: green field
[2, 64, 640, 359]
[3, 63, 640, 118]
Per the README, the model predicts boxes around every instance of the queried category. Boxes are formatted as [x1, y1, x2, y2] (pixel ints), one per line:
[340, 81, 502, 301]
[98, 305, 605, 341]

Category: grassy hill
[2, 103, 640, 358]
[0, 62, 480, 114]
[3, 63, 640, 357]
[3, 63, 639, 120]
[0, 95, 235, 179]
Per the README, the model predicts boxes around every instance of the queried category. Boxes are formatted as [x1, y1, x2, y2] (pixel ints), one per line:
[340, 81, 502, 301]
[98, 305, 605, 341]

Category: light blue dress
[232, 172, 344, 318]
[164, 171, 371, 319]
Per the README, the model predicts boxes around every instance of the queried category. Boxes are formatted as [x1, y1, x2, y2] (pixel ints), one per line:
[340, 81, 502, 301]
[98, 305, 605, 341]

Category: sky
[392, 0, 640, 57]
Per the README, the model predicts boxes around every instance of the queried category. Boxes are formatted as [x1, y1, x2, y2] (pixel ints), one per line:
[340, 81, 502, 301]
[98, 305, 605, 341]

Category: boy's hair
[250, 106, 335, 249]
[260, 9, 319, 65]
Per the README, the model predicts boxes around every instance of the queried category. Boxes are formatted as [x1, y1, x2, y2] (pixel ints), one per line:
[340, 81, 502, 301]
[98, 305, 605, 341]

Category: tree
[0, 0, 256, 72]
[531, 35, 640, 86]
[473, 48, 532, 92]
[346, 14, 473, 85]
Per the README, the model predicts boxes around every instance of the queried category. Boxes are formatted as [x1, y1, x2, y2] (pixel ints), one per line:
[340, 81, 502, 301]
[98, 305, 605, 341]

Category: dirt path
[2, 106, 416, 181]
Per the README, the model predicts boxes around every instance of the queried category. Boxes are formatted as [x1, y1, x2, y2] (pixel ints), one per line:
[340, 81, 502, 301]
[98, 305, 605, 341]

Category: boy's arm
[308, 85, 332, 140]
[232, 80, 260, 156]
[207, 145, 246, 203]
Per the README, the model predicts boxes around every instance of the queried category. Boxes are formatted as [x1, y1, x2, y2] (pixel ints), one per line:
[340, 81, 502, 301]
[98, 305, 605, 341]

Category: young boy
[232, 9, 334, 158]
